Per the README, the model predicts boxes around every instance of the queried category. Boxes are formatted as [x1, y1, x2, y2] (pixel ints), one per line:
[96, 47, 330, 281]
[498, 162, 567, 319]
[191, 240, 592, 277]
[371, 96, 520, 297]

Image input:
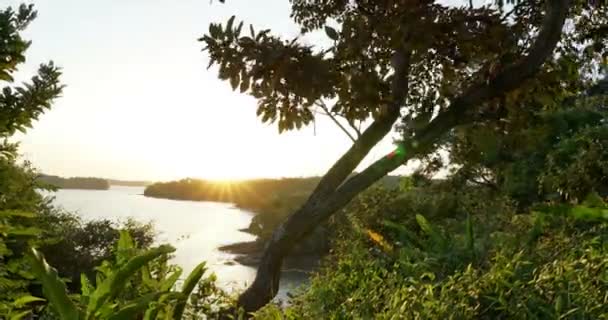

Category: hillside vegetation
[38, 174, 110, 190]
[2, 1, 608, 319]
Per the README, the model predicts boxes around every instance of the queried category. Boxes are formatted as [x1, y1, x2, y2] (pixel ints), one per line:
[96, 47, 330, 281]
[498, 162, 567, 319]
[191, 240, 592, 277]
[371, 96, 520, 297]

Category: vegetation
[255, 185, 608, 319]
[145, 176, 401, 258]
[0, 3, 64, 317]
[2, 1, 608, 319]
[0, 5, 181, 319]
[144, 177, 320, 209]
[38, 175, 111, 190]
[145, 177, 327, 259]
[202, 0, 608, 311]
[107, 179, 152, 187]
[28, 231, 234, 320]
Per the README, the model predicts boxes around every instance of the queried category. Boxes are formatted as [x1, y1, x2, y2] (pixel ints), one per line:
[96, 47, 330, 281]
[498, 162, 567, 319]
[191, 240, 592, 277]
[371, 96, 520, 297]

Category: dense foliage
[442, 78, 608, 208]
[2, 1, 608, 319]
[38, 175, 111, 190]
[251, 73, 608, 318]
[29, 231, 234, 320]
[255, 184, 608, 319]
[0, 4, 63, 318]
[0, 4, 159, 319]
[202, 0, 608, 311]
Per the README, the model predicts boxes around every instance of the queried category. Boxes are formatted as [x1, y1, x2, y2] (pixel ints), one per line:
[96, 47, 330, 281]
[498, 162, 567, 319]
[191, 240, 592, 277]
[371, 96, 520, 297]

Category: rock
[238, 227, 253, 234]
[233, 254, 262, 266]
[218, 241, 264, 255]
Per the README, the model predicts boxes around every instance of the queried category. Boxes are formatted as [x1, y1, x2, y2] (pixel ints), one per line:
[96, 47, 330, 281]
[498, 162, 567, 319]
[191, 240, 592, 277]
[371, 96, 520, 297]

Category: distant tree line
[107, 179, 151, 187]
[144, 177, 321, 205]
[38, 174, 110, 190]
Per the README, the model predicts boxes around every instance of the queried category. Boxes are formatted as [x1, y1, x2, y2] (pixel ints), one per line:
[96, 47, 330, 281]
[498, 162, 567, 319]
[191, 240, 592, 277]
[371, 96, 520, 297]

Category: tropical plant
[27, 231, 233, 319]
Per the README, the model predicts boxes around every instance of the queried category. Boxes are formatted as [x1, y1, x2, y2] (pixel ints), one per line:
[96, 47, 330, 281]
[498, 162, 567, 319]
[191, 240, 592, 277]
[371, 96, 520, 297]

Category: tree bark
[235, 0, 570, 315]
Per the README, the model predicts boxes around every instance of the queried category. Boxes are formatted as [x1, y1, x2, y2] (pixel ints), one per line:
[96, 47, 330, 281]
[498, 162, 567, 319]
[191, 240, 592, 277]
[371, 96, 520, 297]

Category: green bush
[257, 186, 608, 319]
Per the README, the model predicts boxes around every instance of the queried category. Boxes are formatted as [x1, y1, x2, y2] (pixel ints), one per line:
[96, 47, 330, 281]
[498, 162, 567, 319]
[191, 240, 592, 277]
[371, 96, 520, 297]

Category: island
[107, 179, 152, 187]
[144, 176, 402, 266]
[38, 174, 110, 190]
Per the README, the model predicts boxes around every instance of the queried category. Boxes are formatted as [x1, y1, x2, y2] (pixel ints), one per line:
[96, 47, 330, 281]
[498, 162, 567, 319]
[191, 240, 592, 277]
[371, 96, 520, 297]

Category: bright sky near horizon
[8, 0, 471, 181]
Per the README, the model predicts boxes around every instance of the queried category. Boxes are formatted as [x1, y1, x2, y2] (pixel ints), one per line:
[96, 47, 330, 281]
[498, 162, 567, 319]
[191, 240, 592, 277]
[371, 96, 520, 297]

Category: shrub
[260, 186, 608, 319]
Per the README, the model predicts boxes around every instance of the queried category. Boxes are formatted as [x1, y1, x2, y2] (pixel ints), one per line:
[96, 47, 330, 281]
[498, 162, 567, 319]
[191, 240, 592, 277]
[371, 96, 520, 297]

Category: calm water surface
[48, 186, 306, 301]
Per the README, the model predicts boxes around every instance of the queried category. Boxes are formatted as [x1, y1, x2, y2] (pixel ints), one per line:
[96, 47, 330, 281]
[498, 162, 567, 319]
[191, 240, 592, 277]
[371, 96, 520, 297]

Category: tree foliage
[0, 4, 63, 141]
[255, 185, 608, 319]
[202, 0, 608, 312]
[444, 80, 608, 207]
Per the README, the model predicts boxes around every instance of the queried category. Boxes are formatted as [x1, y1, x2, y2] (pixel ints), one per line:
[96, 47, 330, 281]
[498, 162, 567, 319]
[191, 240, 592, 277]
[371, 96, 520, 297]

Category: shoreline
[219, 240, 321, 271]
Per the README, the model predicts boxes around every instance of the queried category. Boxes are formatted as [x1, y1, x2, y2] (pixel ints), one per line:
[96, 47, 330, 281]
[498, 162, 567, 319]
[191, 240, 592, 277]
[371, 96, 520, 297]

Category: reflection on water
[47, 186, 307, 301]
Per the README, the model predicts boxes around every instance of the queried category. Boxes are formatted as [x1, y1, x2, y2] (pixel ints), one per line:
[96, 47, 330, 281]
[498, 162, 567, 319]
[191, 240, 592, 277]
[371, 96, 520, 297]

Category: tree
[0, 4, 63, 157]
[0, 3, 64, 316]
[201, 0, 607, 312]
[444, 75, 608, 208]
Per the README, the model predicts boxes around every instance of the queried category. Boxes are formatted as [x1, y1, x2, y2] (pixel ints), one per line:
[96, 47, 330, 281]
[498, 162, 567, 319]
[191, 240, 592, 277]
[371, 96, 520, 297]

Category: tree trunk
[236, 148, 415, 312]
[234, 0, 570, 315]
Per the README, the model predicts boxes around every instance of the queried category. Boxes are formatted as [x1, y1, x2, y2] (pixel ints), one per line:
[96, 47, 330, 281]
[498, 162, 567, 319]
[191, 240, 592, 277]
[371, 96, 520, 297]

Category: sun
[159, 145, 268, 182]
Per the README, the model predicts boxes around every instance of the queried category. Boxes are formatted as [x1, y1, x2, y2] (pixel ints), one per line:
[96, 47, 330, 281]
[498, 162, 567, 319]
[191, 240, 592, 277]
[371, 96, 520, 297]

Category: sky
[7, 0, 470, 181]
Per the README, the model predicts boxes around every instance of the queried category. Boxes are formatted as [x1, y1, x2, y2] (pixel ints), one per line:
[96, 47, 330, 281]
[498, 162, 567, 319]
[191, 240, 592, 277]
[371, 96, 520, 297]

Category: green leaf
[80, 274, 93, 296]
[159, 268, 183, 292]
[465, 213, 475, 258]
[106, 292, 181, 320]
[143, 304, 159, 320]
[415, 214, 447, 249]
[87, 245, 175, 317]
[324, 26, 339, 41]
[0, 210, 36, 218]
[172, 262, 207, 320]
[116, 230, 135, 265]
[10, 310, 31, 320]
[117, 230, 135, 251]
[13, 295, 45, 307]
[582, 192, 605, 208]
[570, 206, 608, 221]
[7, 227, 41, 236]
[26, 247, 81, 320]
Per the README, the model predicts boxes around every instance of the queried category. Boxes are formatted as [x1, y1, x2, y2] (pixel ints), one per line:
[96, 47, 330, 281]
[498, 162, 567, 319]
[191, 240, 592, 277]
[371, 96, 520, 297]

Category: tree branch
[418, 0, 570, 137]
[300, 48, 413, 206]
[234, 0, 570, 315]
[236, 46, 413, 313]
[347, 119, 362, 137]
[315, 101, 357, 143]
[501, 0, 527, 23]
[320, 0, 571, 218]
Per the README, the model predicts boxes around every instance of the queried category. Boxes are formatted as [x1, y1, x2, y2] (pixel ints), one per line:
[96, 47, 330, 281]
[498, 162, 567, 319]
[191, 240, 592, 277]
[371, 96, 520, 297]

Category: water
[47, 186, 307, 301]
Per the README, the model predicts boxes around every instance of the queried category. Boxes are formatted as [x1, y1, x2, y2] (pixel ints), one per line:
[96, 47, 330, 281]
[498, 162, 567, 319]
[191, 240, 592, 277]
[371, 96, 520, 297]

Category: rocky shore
[218, 240, 322, 271]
